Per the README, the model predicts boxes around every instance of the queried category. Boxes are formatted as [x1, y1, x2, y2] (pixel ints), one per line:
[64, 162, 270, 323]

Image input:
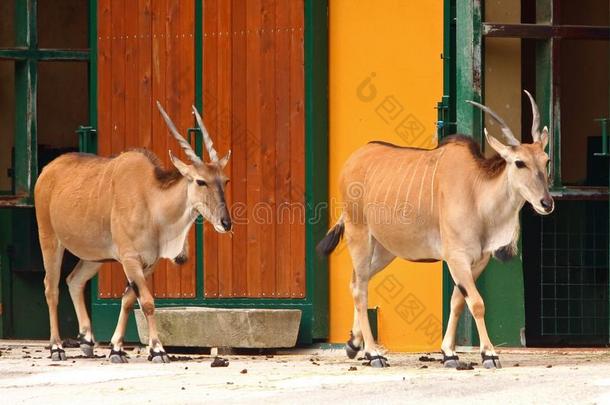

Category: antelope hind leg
[40, 235, 66, 361]
[67, 260, 102, 357]
[346, 227, 395, 367]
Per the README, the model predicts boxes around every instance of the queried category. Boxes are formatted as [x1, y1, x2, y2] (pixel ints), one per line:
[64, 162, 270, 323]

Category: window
[0, 0, 91, 206]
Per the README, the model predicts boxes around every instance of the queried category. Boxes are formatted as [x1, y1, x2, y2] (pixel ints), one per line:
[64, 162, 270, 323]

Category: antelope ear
[484, 128, 512, 160]
[168, 150, 193, 180]
[540, 126, 549, 150]
[218, 150, 231, 169]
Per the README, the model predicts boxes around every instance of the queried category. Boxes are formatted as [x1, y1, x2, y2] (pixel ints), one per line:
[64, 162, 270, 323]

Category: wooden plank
[125, 0, 138, 151]
[289, 0, 305, 298]
[259, 0, 277, 297]
[274, 0, 291, 298]
[110, 0, 127, 298]
[245, 0, 263, 297]
[203, 0, 220, 297]
[151, 0, 168, 298]
[136, 0, 153, 301]
[138, 0, 155, 293]
[138, 0, 153, 150]
[165, 0, 181, 298]
[179, 0, 196, 298]
[97, 0, 113, 298]
[216, 0, 233, 297]
[230, 0, 247, 297]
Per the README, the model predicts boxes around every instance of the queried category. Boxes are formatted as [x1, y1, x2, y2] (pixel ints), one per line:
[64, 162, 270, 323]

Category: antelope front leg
[119, 258, 169, 364]
[109, 286, 137, 363]
[441, 254, 490, 367]
[446, 257, 501, 369]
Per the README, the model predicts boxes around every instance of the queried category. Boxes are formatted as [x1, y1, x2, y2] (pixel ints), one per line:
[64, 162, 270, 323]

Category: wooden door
[96, 0, 196, 299]
[202, 0, 306, 299]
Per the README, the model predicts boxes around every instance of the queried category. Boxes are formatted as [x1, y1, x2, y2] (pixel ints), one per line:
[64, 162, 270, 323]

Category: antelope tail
[316, 214, 345, 256]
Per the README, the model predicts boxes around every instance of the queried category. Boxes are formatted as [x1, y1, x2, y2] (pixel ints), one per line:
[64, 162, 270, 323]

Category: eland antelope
[34, 102, 231, 363]
[318, 91, 554, 368]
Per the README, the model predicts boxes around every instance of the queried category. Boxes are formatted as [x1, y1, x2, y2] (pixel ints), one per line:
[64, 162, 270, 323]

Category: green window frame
[0, 0, 94, 207]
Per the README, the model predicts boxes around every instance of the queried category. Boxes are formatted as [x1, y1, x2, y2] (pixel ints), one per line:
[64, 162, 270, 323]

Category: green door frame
[442, 0, 610, 347]
[90, 0, 329, 345]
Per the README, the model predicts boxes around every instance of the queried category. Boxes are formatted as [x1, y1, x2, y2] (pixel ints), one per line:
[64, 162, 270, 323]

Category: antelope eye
[196, 179, 207, 187]
[515, 160, 527, 169]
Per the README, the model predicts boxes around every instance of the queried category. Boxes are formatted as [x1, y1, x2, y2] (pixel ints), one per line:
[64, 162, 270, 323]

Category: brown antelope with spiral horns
[318, 90, 554, 368]
[35, 102, 231, 363]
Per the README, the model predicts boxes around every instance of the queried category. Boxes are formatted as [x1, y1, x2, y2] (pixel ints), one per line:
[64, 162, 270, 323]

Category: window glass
[38, 0, 88, 49]
[37, 61, 87, 168]
[560, 39, 609, 187]
[558, 0, 609, 26]
[0, 0, 15, 47]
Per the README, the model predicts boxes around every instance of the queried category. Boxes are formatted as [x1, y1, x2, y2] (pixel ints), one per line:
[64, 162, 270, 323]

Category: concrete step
[134, 307, 302, 348]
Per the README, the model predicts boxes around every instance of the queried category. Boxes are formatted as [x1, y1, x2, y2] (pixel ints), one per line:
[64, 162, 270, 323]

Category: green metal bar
[76, 126, 97, 154]
[535, 1, 561, 187]
[15, 1, 32, 47]
[304, 0, 329, 340]
[13, 59, 37, 200]
[441, 0, 456, 336]
[0, 48, 90, 61]
[88, 0, 101, 317]
[456, 0, 483, 144]
[194, 0, 204, 300]
[88, 0, 98, 152]
[188, 127, 205, 299]
[453, 0, 483, 345]
[10, 0, 36, 203]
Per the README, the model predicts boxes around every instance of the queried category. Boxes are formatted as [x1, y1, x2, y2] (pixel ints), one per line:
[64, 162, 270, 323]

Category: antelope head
[467, 90, 554, 215]
[156, 101, 232, 232]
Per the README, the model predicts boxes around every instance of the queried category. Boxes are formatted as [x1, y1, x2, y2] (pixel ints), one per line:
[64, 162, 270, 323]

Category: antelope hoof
[444, 359, 461, 368]
[108, 348, 129, 363]
[442, 351, 460, 368]
[50, 347, 67, 361]
[482, 354, 502, 369]
[148, 349, 170, 364]
[345, 338, 362, 359]
[366, 353, 389, 368]
[80, 344, 94, 358]
[78, 334, 95, 357]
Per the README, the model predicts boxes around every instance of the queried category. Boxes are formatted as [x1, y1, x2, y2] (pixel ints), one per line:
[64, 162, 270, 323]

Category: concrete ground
[1, 340, 610, 404]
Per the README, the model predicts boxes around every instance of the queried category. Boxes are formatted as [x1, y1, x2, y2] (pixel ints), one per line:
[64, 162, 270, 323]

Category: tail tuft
[316, 221, 345, 256]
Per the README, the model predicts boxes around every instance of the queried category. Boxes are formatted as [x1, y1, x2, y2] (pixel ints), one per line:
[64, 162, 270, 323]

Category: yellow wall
[329, 0, 443, 351]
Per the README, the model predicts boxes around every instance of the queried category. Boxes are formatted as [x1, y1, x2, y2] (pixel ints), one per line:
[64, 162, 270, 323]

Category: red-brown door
[96, 0, 306, 301]
[201, 0, 305, 299]
[97, 0, 196, 299]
